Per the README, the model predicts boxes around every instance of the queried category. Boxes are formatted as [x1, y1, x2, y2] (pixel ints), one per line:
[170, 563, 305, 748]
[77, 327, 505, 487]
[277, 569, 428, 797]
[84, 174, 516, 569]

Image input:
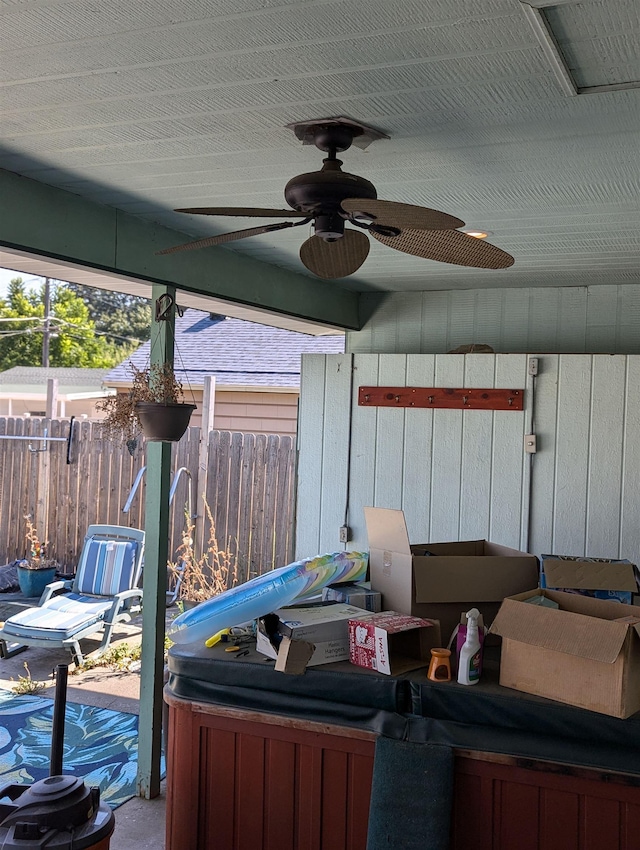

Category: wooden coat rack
[358, 387, 524, 410]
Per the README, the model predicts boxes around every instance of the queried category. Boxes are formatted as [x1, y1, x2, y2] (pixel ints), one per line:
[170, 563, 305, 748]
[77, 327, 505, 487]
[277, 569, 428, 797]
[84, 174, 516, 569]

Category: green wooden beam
[0, 168, 360, 330]
[136, 283, 176, 799]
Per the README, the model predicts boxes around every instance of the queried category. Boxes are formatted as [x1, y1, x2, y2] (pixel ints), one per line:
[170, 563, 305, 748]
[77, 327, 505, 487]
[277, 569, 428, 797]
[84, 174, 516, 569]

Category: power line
[0, 317, 45, 323]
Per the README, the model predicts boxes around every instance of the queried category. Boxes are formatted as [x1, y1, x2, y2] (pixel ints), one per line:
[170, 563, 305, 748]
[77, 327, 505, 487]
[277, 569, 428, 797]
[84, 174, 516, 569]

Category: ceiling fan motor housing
[284, 160, 377, 240]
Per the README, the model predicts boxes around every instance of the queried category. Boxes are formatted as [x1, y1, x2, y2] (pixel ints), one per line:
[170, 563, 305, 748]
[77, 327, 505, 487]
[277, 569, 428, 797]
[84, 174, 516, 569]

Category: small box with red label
[348, 610, 441, 676]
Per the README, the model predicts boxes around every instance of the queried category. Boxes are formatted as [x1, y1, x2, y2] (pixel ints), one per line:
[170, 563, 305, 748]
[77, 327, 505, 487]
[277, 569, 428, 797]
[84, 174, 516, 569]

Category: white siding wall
[296, 353, 640, 570]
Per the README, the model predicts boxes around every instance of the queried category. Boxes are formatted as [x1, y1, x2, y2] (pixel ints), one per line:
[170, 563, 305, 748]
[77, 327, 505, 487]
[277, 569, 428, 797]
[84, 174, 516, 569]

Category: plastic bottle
[457, 607, 482, 685]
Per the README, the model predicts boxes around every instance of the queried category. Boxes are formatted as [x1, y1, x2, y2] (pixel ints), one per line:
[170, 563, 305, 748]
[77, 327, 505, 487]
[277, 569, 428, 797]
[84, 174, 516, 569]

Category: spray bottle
[457, 607, 482, 686]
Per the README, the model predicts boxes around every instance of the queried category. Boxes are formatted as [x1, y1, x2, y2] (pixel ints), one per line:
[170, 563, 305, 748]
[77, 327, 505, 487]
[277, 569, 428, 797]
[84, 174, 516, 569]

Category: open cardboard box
[256, 603, 369, 666]
[490, 589, 640, 718]
[348, 610, 441, 675]
[364, 507, 539, 642]
[541, 554, 639, 604]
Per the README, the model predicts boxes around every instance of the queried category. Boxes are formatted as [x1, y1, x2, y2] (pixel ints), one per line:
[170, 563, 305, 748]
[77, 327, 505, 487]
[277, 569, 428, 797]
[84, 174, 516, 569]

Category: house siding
[295, 353, 640, 573]
[350, 285, 640, 355]
[212, 391, 299, 436]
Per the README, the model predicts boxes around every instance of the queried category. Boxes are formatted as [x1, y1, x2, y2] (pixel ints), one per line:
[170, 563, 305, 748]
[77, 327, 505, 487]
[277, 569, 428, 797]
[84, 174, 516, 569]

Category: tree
[65, 283, 151, 346]
[0, 278, 138, 369]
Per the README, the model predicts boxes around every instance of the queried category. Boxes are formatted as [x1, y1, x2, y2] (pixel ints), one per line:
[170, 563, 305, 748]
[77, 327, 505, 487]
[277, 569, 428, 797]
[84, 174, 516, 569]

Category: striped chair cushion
[76, 539, 139, 597]
[1, 594, 113, 641]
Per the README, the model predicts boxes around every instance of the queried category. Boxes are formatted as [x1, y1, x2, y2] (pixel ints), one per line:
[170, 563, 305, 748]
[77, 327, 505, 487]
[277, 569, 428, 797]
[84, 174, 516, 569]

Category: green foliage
[73, 641, 142, 673]
[66, 283, 151, 347]
[11, 662, 47, 695]
[0, 278, 143, 370]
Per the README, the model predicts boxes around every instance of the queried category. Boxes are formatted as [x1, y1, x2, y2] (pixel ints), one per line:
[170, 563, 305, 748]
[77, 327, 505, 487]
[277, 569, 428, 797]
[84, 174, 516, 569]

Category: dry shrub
[97, 363, 185, 441]
[170, 500, 239, 604]
[22, 515, 57, 570]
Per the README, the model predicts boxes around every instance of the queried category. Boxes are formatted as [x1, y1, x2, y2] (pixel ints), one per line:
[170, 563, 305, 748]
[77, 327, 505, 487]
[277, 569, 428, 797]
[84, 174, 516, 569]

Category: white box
[256, 603, 370, 666]
[348, 610, 441, 676]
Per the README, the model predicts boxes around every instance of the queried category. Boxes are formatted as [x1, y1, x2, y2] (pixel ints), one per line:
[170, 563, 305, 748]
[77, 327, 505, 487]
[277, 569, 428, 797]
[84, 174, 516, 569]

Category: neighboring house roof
[0, 366, 114, 400]
[104, 311, 345, 391]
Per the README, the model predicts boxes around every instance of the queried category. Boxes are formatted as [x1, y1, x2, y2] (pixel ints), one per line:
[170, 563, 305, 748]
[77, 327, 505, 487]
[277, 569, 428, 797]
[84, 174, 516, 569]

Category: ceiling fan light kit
[160, 118, 515, 278]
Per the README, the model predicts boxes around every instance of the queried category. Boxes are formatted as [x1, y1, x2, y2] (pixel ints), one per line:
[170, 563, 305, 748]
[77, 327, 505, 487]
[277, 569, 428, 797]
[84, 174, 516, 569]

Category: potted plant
[17, 516, 59, 598]
[97, 363, 196, 446]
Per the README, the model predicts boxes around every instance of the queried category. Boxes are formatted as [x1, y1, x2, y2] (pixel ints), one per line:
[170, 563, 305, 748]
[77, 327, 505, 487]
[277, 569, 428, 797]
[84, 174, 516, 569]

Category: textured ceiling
[1, 0, 639, 295]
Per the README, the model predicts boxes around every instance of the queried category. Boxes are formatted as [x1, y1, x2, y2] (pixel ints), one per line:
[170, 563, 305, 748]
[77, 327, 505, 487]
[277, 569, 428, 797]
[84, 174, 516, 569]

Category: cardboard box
[541, 554, 639, 604]
[348, 610, 441, 675]
[256, 603, 369, 666]
[364, 507, 539, 643]
[322, 581, 382, 612]
[490, 589, 640, 718]
[273, 636, 316, 674]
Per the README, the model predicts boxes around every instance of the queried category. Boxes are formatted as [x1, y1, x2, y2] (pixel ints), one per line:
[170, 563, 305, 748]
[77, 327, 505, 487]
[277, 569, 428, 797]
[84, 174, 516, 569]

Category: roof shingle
[104, 311, 344, 389]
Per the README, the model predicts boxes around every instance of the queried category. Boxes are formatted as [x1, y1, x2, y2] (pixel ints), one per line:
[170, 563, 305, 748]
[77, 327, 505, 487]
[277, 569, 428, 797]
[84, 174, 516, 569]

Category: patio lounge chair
[0, 524, 145, 666]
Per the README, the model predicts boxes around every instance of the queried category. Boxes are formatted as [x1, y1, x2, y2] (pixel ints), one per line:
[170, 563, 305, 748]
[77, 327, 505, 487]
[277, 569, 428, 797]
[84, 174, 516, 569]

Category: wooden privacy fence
[0, 417, 297, 580]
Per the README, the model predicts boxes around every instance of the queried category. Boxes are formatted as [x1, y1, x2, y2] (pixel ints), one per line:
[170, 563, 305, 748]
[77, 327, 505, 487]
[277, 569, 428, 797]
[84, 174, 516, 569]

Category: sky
[0, 266, 60, 298]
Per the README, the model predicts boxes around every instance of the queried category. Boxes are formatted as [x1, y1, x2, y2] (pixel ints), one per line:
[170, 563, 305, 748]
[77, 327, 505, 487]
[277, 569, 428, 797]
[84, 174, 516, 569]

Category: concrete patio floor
[0, 592, 167, 850]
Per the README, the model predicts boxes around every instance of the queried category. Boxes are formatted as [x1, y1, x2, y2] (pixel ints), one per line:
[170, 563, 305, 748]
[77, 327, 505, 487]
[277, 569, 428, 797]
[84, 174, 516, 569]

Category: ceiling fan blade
[371, 228, 514, 269]
[176, 206, 308, 218]
[157, 222, 296, 255]
[341, 198, 464, 231]
[300, 230, 370, 279]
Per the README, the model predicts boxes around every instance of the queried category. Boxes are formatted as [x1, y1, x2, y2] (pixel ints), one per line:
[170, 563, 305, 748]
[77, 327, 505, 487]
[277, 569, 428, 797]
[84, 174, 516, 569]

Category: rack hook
[155, 293, 175, 322]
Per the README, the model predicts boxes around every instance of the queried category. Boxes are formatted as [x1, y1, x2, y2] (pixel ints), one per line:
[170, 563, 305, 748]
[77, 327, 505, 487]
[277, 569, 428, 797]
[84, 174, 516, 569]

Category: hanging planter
[98, 363, 197, 446]
[135, 401, 196, 442]
[97, 293, 198, 447]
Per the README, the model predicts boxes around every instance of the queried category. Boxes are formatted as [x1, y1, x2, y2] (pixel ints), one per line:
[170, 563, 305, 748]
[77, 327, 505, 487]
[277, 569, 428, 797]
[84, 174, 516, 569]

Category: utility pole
[42, 277, 51, 367]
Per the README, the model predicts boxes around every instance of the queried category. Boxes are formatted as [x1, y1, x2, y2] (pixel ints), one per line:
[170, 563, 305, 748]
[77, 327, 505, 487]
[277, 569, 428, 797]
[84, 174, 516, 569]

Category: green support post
[136, 283, 176, 799]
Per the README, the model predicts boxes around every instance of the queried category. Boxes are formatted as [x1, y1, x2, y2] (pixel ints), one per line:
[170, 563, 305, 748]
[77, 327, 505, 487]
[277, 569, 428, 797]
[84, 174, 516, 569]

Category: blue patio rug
[0, 688, 163, 809]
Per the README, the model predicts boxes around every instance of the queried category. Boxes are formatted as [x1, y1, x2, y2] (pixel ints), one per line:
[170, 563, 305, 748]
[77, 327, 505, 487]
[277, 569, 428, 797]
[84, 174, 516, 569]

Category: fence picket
[250, 435, 268, 578]
[0, 418, 296, 579]
[274, 436, 295, 569]
[215, 430, 232, 546]
[261, 436, 279, 568]
[238, 433, 255, 583]
[226, 431, 244, 565]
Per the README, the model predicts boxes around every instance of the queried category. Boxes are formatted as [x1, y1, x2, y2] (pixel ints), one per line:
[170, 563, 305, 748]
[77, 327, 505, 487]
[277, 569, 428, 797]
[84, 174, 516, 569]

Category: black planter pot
[135, 402, 196, 442]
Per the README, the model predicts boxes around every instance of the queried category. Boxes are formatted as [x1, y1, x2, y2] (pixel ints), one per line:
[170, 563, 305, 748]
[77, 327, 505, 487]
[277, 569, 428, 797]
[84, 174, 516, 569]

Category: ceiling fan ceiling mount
[159, 117, 515, 278]
[286, 116, 390, 151]
[310, 123, 359, 154]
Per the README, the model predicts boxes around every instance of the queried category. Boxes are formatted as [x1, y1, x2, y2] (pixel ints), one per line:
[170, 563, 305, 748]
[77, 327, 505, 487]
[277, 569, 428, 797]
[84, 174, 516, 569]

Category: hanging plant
[98, 293, 196, 446]
[97, 362, 196, 444]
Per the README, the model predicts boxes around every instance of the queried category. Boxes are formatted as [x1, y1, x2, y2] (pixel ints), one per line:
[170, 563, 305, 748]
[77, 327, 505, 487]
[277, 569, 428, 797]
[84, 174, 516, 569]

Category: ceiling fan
[158, 118, 515, 279]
